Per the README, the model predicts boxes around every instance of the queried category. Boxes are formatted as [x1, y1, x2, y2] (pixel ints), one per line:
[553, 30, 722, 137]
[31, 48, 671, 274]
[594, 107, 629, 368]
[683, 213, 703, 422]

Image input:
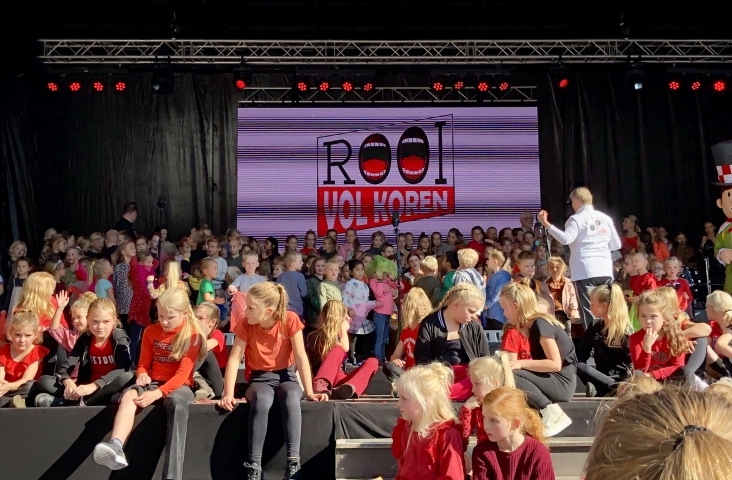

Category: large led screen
[237, 107, 540, 242]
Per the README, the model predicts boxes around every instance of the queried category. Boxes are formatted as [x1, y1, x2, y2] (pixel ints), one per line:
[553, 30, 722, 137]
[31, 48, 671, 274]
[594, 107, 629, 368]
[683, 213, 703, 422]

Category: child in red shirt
[36, 297, 133, 407]
[472, 387, 554, 480]
[707, 290, 732, 377]
[627, 252, 658, 331]
[658, 257, 693, 312]
[629, 289, 689, 382]
[0, 312, 48, 407]
[384, 288, 433, 383]
[93, 288, 207, 477]
[193, 302, 228, 400]
[392, 362, 464, 480]
[219, 282, 327, 480]
[128, 251, 159, 364]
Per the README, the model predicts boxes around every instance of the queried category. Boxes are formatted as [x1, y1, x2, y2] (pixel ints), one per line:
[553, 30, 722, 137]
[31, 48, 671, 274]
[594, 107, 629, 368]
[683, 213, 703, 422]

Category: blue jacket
[485, 269, 511, 324]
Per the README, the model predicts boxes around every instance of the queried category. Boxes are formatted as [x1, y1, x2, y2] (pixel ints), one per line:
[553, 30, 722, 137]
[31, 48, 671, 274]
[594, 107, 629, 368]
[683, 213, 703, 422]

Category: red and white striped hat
[713, 140, 732, 186]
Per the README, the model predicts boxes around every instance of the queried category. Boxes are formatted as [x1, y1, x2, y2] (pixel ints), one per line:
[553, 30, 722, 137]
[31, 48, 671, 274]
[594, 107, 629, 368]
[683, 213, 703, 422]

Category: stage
[0, 394, 604, 480]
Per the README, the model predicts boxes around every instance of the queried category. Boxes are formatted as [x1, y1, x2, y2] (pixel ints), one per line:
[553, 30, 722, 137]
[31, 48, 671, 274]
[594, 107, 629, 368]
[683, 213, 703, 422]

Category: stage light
[452, 79, 465, 91]
[233, 69, 251, 91]
[431, 78, 445, 92]
[626, 70, 646, 91]
[318, 78, 331, 92]
[296, 79, 310, 93]
[498, 81, 510, 91]
[92, 80, 105, 92]
[151, 71, 174, 95]
[713, 79, 727, 92]
[691, 80, 702, 91]
[362, 81, 374, 92]
[341, 79, 354, 92]
[114, 80, 127, 92]
[494, 74, 511, 92]
[668, 79, 681, 91]
[476, 78, 490, 92]
[69, 80, 82, 92]
[558, 78, 569, 88]
[47, 81, 59, 92]
[550, 66, 570, 90]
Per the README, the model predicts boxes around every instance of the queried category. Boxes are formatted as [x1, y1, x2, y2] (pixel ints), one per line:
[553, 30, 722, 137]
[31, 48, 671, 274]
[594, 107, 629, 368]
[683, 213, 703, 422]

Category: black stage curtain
[2, 70, 732, 254]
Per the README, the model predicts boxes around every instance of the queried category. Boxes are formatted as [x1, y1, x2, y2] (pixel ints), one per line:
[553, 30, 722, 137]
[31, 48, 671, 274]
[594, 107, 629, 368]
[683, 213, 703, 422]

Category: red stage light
[69, 81, 82, 92]
[114, 80, 127, 92]
[234, 78, 247, 90]
[498, 81, 510, 91]
[432, 80, 444, 92]
[691, 80, 702, 91]
[92, 81, 104, 92]
[714, 80, 727, 92]
[669, 80, 681, 91]
[453, 80, 464, 91]
[477, 81, 489, 92]
[558, 78, 569, 88]
[342, 80, 354, 92]
[362, 81, 374, 92]
[296, 81, 309, 92]
[47, 81, 59, 92]
[318, 80, 330, 92]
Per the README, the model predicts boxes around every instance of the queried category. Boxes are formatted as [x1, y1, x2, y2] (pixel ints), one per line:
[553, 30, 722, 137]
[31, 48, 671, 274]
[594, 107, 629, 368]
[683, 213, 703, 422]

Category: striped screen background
[237, 107, 539, 244]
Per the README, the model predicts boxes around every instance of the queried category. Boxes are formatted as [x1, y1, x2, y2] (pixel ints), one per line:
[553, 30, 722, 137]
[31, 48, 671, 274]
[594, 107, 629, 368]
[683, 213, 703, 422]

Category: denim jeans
[373, 313, 390, 362]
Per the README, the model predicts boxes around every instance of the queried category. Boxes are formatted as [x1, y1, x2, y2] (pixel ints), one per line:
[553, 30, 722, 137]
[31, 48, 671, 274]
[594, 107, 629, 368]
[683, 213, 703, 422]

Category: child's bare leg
[111, 390, 139, 444]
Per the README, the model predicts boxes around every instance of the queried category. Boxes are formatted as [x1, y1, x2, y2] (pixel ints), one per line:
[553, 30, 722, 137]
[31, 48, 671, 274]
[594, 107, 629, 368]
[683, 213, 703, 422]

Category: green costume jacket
[714, 223, 732, 294]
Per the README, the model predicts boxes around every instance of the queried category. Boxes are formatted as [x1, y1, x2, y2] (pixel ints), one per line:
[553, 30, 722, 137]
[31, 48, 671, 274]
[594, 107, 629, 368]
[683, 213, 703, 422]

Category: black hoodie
[57, 328, 132, 388]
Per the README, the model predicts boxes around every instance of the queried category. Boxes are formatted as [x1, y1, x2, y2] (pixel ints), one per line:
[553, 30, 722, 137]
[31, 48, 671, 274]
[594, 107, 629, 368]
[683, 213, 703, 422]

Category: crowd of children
[2, 214, 732, 479]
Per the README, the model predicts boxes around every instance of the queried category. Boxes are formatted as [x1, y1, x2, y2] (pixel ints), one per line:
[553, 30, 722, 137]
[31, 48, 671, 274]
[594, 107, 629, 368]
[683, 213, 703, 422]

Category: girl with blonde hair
[414, 283, 490, 401]
[539, 256, 580, 333]
[3, 240, 27, 280]
[93, 287, 206, 477]
[36, 298, 132, 407]
[385, 287, 433, 383]
[147, 259, 187, 299]
[708, 290, 732, 377]
[459, 351, 516, 452]
[392, 362, 464, 480]
[499, 281, 576, 437]
[585, 388, 732, 480]
[307, 300, 379, 399]
[220, 282, 327, 480]
[471, 387, 553, 480]
[576, 283, 633, 397]
[0, 312, 47, 407]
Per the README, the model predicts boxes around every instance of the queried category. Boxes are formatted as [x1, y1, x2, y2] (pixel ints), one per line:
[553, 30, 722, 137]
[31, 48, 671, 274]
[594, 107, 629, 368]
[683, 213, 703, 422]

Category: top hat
[712, 140, 732, 186]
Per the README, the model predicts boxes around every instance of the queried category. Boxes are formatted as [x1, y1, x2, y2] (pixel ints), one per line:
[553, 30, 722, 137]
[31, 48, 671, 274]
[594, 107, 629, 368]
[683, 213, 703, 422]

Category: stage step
[335, 436, 593, 479]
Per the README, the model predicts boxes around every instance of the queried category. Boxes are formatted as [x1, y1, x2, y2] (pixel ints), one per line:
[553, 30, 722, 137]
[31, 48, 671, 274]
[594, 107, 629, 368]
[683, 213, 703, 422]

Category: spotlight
[498, 80, 510, 91]
[318, 78, 331, 92]
[550, 67, 570, 89]
[114, 80, 127, 92]
[668, 79, 681, 91]
[431, 77, 445, 92]
[341, 79, 354, 92]
[691, 80, 702, 91]
[452, 78, 465, 91]
[362, 81, 374, 92]
[295, 78, 310, 93]
[47, 80, 59, 92]
[233, 69, 251, 91]
[558, 78, 569, 88]
[151, 71, 174, 95]
[626, 70, 646, 91]
[92, 80, 105, 92]
[713, 79, 727, 92]
[476, 77, 490, 92]
[68, 80, 82, 92]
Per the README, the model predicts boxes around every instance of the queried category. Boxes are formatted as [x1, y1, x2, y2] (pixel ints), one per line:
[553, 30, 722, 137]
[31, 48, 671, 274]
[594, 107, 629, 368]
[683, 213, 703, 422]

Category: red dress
[128, 256, 158, 327]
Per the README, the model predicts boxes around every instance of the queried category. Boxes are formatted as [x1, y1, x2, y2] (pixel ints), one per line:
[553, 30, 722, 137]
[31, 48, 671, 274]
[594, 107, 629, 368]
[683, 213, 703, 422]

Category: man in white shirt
[537, 187, 621, 329]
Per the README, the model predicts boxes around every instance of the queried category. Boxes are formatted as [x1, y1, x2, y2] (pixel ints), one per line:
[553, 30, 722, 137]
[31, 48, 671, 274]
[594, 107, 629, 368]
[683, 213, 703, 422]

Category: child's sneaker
[284, 457, 301, 480]
[93, 440, 128, 470]
[193, 372, 215, 401]
[11, 395, 26, 408]
[243, 462, 263, 480]
[332, 383, 356, 400]
[540, 403, 572, 437]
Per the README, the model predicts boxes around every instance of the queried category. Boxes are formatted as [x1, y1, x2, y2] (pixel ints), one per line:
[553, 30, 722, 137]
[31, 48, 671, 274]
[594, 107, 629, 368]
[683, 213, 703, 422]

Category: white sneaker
[693, 375, 709, 392]
[540, 403, 572, 437]
[93, 441, 128, 470]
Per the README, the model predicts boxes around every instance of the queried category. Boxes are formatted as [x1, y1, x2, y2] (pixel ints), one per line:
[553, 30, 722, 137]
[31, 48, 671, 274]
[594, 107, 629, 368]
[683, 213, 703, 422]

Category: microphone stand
[392, 210, 403, 339]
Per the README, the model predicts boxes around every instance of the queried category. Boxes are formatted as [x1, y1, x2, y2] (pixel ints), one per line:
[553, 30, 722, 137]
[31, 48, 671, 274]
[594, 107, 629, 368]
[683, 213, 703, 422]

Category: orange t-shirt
[136, 322, 201, 396]
[234, 310, 304, 372]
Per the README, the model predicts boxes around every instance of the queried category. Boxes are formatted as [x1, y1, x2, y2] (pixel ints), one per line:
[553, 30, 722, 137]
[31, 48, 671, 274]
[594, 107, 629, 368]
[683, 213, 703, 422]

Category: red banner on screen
[317, 186, 455, 235]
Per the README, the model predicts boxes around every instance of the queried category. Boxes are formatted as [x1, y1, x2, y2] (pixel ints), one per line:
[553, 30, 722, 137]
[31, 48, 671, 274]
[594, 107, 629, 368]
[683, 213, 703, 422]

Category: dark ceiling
[2, 1, 730, 76]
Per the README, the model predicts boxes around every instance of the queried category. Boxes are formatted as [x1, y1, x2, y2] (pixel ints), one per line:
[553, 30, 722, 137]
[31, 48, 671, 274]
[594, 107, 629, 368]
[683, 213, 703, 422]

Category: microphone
[157, 195, 167, 209]
[391, 209, 400, 228]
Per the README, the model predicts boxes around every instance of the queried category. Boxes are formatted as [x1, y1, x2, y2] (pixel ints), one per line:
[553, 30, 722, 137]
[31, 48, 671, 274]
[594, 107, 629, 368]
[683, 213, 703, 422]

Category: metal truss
[235, 86, 535, 104]
[39, 39, 732, 65]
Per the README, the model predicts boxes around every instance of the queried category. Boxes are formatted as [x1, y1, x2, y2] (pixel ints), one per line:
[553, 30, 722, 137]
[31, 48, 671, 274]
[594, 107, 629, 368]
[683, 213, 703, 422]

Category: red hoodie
[391, 418, 464, 480]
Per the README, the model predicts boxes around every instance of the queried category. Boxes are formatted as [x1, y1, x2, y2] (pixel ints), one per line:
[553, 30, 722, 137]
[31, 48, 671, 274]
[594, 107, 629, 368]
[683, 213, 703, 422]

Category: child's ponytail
[482, 387, 546, 444]
[157, 288, 207, 362]
[468, 351, 516, 390]
[591, 283, 632, 347]
[275, 283, 288, 327]
[247, 282, 291, 328]
[706, 291, 732, 328]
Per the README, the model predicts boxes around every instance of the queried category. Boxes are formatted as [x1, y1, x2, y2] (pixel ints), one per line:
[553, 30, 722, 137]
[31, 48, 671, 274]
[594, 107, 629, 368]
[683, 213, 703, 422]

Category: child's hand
[642, 327, 659, 352]
[133, 389, 163, 408]
[307, 393, 329, 402]
[391, 358, 405, 369]
[463, 395, 480, 411]
[509, 359, 524, 370]
[62, 380, 78, 399]
[218, 395, 239, 412]
[136, 373, 152, 387]
[55, 290, 70, 310]
[628, 296, 639, 304]
[146, 275, 155, 283]
[0, 383, 11, 397]
[74, 383, 100, 397]
[375, 301, 384, 308]
[687, 339, 697, 353]
[214, 297, 225, 305]
[228, 285, 237, 295]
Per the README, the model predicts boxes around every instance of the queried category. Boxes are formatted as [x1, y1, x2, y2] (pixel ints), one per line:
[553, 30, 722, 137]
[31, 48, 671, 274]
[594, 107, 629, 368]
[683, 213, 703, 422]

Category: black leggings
[514, 364, 577, 409]
[196, 350, 225, 397]
[383, 361, 406, 383]
[245, 367, 303, 465]
[37, 371, 134, 405]
[41, 331, 67, 377]
[577, 364, 623, 397]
